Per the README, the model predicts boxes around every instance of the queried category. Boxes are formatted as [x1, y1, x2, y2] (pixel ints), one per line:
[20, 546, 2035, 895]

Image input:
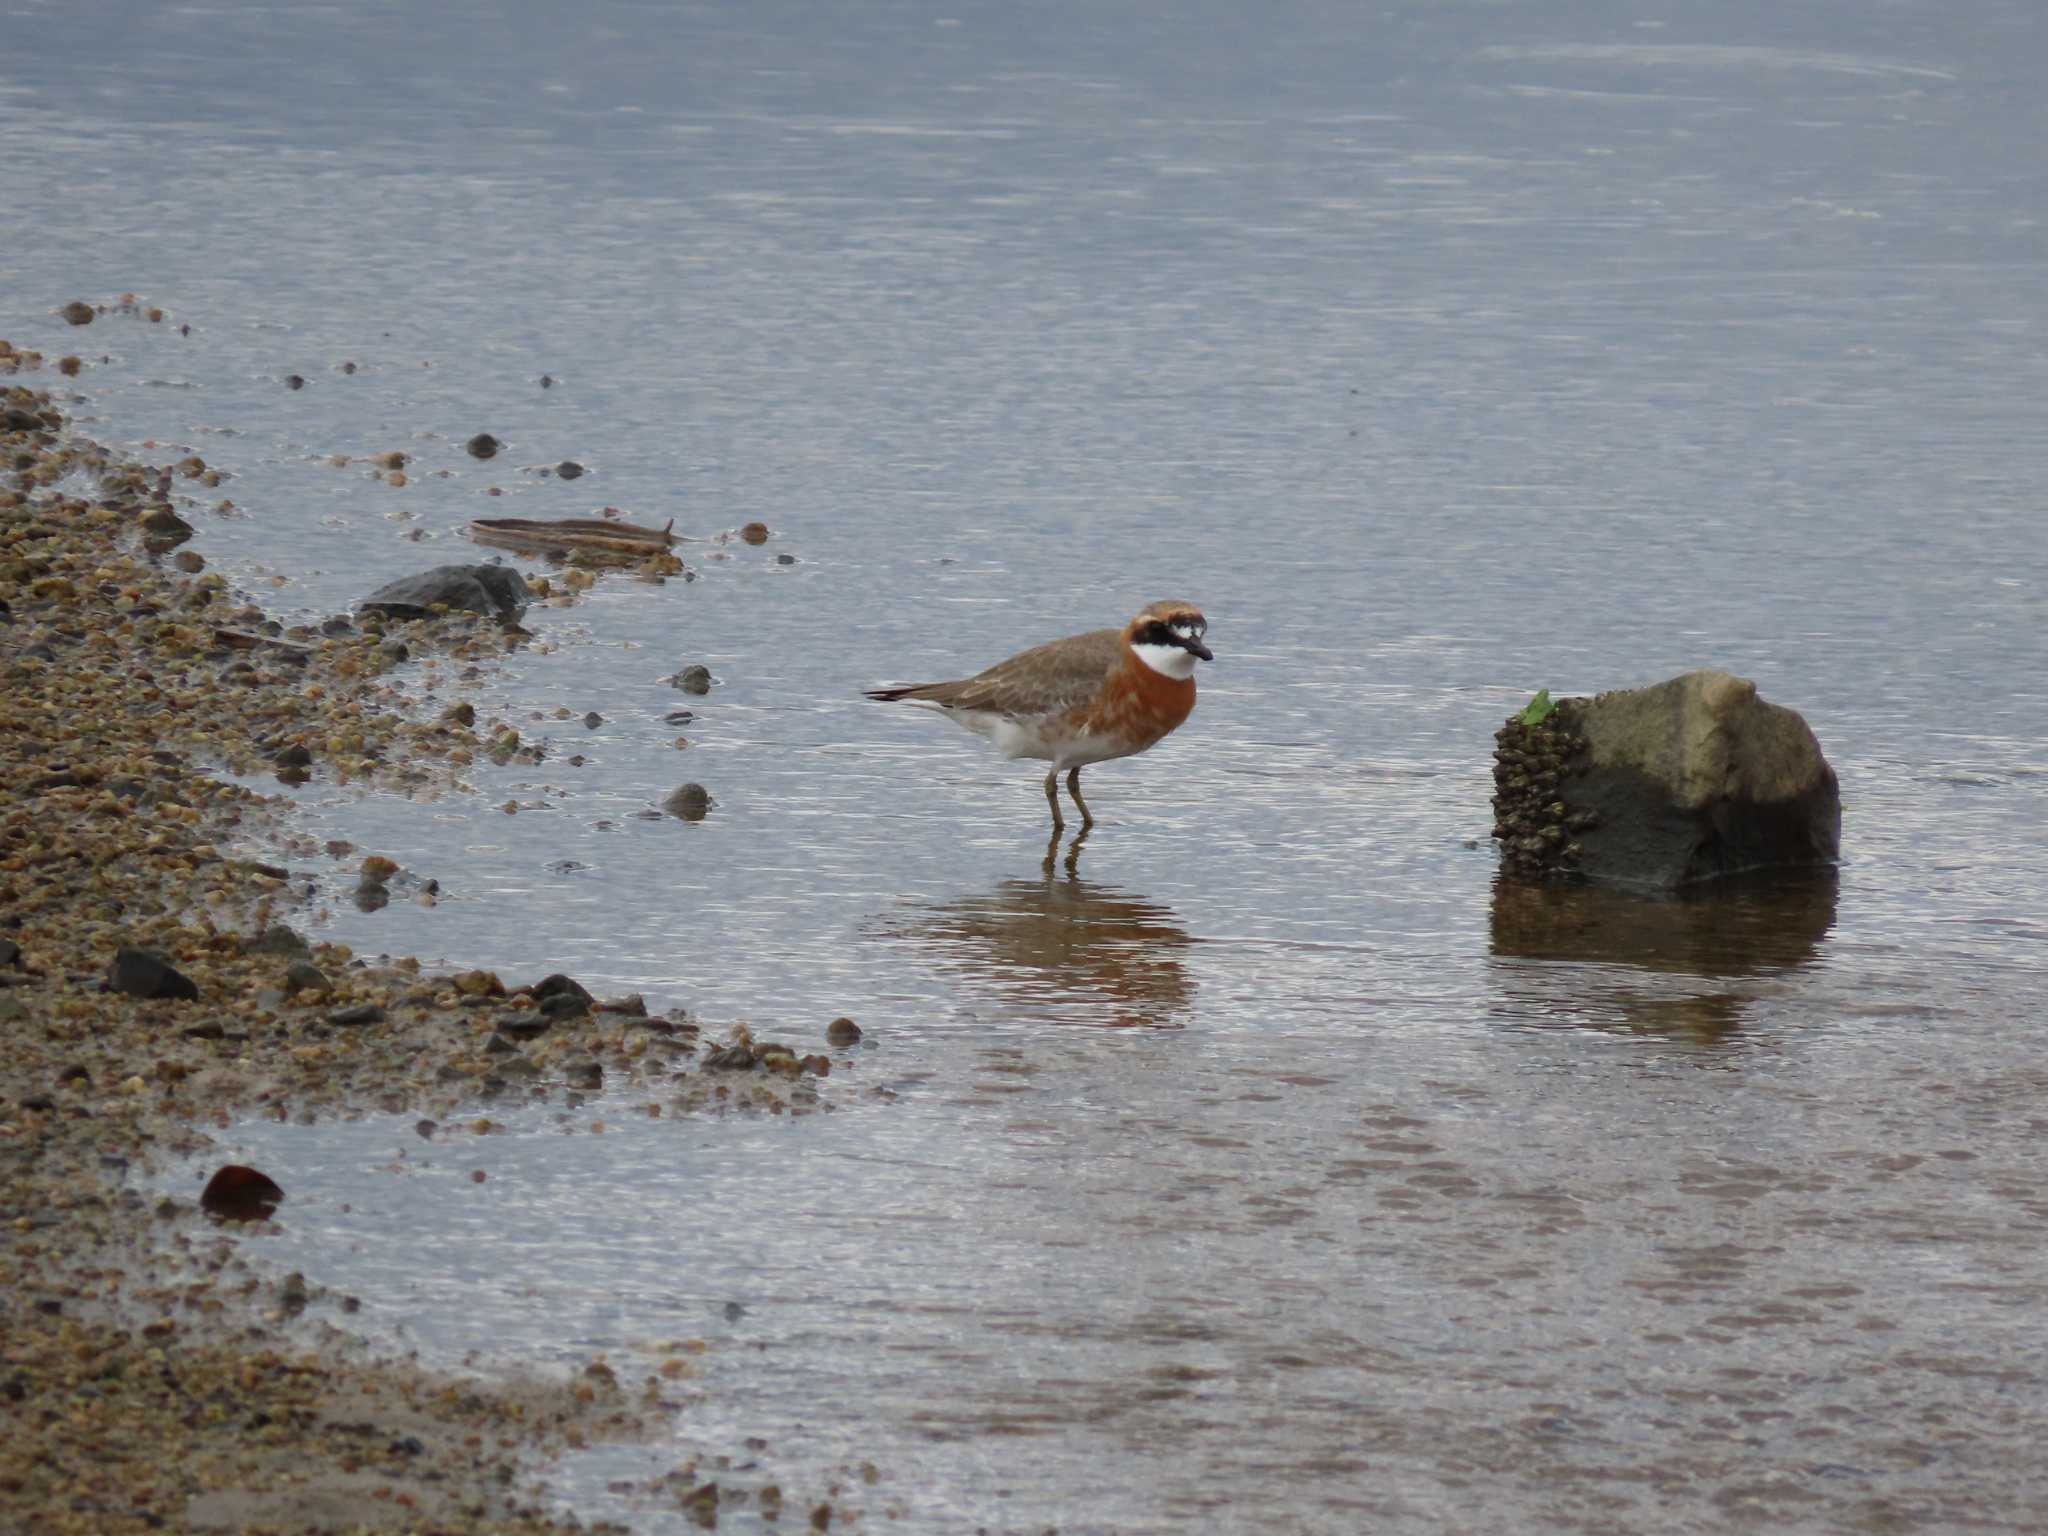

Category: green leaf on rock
[1517, 689, 1556, 726]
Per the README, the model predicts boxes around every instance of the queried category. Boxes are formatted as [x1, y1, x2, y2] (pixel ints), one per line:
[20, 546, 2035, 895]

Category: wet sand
[0, 376, 826, 1533]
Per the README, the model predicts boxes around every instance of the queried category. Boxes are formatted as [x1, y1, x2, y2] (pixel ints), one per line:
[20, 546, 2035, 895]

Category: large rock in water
[359, 564, 529, 620]
[1492, 670, 1840, 888]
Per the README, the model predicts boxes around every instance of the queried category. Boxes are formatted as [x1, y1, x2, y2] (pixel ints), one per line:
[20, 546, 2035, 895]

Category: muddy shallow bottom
[178, 864, 2048, 1535]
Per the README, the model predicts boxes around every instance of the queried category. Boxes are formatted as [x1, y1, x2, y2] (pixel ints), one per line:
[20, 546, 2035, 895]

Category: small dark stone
[775, 553, 796, 565]
[665, 709, 694, 725]
[319, 614, 354, 637]
[539, 991, 590, 1020]
[271, 743, 314, 770]
[564, 1060, 604, 1090]
[327, 1003, 385, 1027]
[141, 507, 195, 545]
[556, 460, 585, 480]
[497, 1014, 552, 1041]
[0, 938, 19, 970]
[739, 521, 769, 545]
[107, 946, 199, 1001]
[20, 1094, 55, 1112]
[825, 1017, 863, 1048]
[353, 885, 390, 913]
[359, 564, 531, 621]
[662, 783, 712, 821]
[200, 1164, 284, 1221]
[532, 973, 593, 1005]
[284, 961, 332, 996]
[539, 374, 555, 389]
[285, 374, 305, 390]
[465, 433, 501, 459]
[672, 665, 712, 695]
[703, 1044, 755, 1071]
[61, 300, 95, 326]
[582, 711, 603, 729]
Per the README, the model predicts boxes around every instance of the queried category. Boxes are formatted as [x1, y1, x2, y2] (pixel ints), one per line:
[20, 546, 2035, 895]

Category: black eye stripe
[1136, 618, 1205, 647]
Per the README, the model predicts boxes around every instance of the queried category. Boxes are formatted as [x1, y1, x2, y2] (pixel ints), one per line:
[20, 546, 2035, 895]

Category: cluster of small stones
[1490, 703, 1601, 881]
[0, 384, 865, 1532]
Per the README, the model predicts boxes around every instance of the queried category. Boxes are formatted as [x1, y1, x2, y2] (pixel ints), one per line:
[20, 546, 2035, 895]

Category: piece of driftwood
[467, 516, 677, 556]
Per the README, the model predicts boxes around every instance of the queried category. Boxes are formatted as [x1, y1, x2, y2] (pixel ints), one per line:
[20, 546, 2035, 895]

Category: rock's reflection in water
[1486, 869, 1839, 1041]
[877, 847, 1194, 1029]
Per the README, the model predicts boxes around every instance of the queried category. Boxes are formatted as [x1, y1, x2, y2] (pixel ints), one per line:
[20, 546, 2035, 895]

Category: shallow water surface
[7, 0, 2048, 1529]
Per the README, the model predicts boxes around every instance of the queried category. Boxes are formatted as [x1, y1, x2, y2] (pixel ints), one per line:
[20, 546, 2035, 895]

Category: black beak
[1185, 637, 1214, 662]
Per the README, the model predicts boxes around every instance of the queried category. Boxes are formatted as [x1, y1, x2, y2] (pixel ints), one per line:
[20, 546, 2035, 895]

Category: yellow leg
[1043, 768, 1064, 832]
[1067, 767, 1094, 829]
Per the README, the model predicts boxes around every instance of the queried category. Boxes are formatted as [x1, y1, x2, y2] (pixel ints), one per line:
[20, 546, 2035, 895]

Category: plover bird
[866, 601, 1212, 830]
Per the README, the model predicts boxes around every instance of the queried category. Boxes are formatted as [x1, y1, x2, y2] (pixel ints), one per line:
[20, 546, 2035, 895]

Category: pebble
[284, 960, 332, 995]
[825, 1017, 864, 1048]
[106, 945, 200, 1000]
[199, 1163, 284, 1220]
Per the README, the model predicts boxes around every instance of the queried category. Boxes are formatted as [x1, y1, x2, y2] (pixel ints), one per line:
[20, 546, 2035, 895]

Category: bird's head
[1126, 601, 1213, 678]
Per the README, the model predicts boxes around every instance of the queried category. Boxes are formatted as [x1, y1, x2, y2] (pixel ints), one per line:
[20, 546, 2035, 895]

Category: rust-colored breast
[1076, 648, 1196, 749]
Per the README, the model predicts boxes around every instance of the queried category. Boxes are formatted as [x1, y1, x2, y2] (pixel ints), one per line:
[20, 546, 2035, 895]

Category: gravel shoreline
[0, 380, 838, 1533]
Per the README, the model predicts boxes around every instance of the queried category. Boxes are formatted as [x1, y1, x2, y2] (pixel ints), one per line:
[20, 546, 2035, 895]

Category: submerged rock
[663, 783, 712, 821]
[1492, 670, 1839, 888]
[358, 564, 530, 621]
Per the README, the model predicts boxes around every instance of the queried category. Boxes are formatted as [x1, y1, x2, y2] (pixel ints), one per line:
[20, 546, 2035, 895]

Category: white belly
[944, 708, 1132, 768]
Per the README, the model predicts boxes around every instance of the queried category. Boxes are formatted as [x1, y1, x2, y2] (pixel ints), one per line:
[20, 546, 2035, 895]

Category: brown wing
[866, 628, 1121, 719]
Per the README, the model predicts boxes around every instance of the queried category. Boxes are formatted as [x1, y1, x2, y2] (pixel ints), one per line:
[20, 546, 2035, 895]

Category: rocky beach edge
[0, 379, 854, 1534]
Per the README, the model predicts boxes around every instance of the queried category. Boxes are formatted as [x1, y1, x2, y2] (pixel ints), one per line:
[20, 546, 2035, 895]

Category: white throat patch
[1131, 641, 1198, 680]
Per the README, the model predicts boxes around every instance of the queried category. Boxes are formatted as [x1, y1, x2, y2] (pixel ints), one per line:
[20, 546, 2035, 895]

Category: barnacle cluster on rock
[1490, 702, 1599, 881]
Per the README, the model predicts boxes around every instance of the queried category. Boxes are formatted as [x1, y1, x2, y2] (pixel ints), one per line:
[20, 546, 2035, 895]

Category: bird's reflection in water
[1487, 867, 1839, 1043]
[877, 830, 1195, 1029]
